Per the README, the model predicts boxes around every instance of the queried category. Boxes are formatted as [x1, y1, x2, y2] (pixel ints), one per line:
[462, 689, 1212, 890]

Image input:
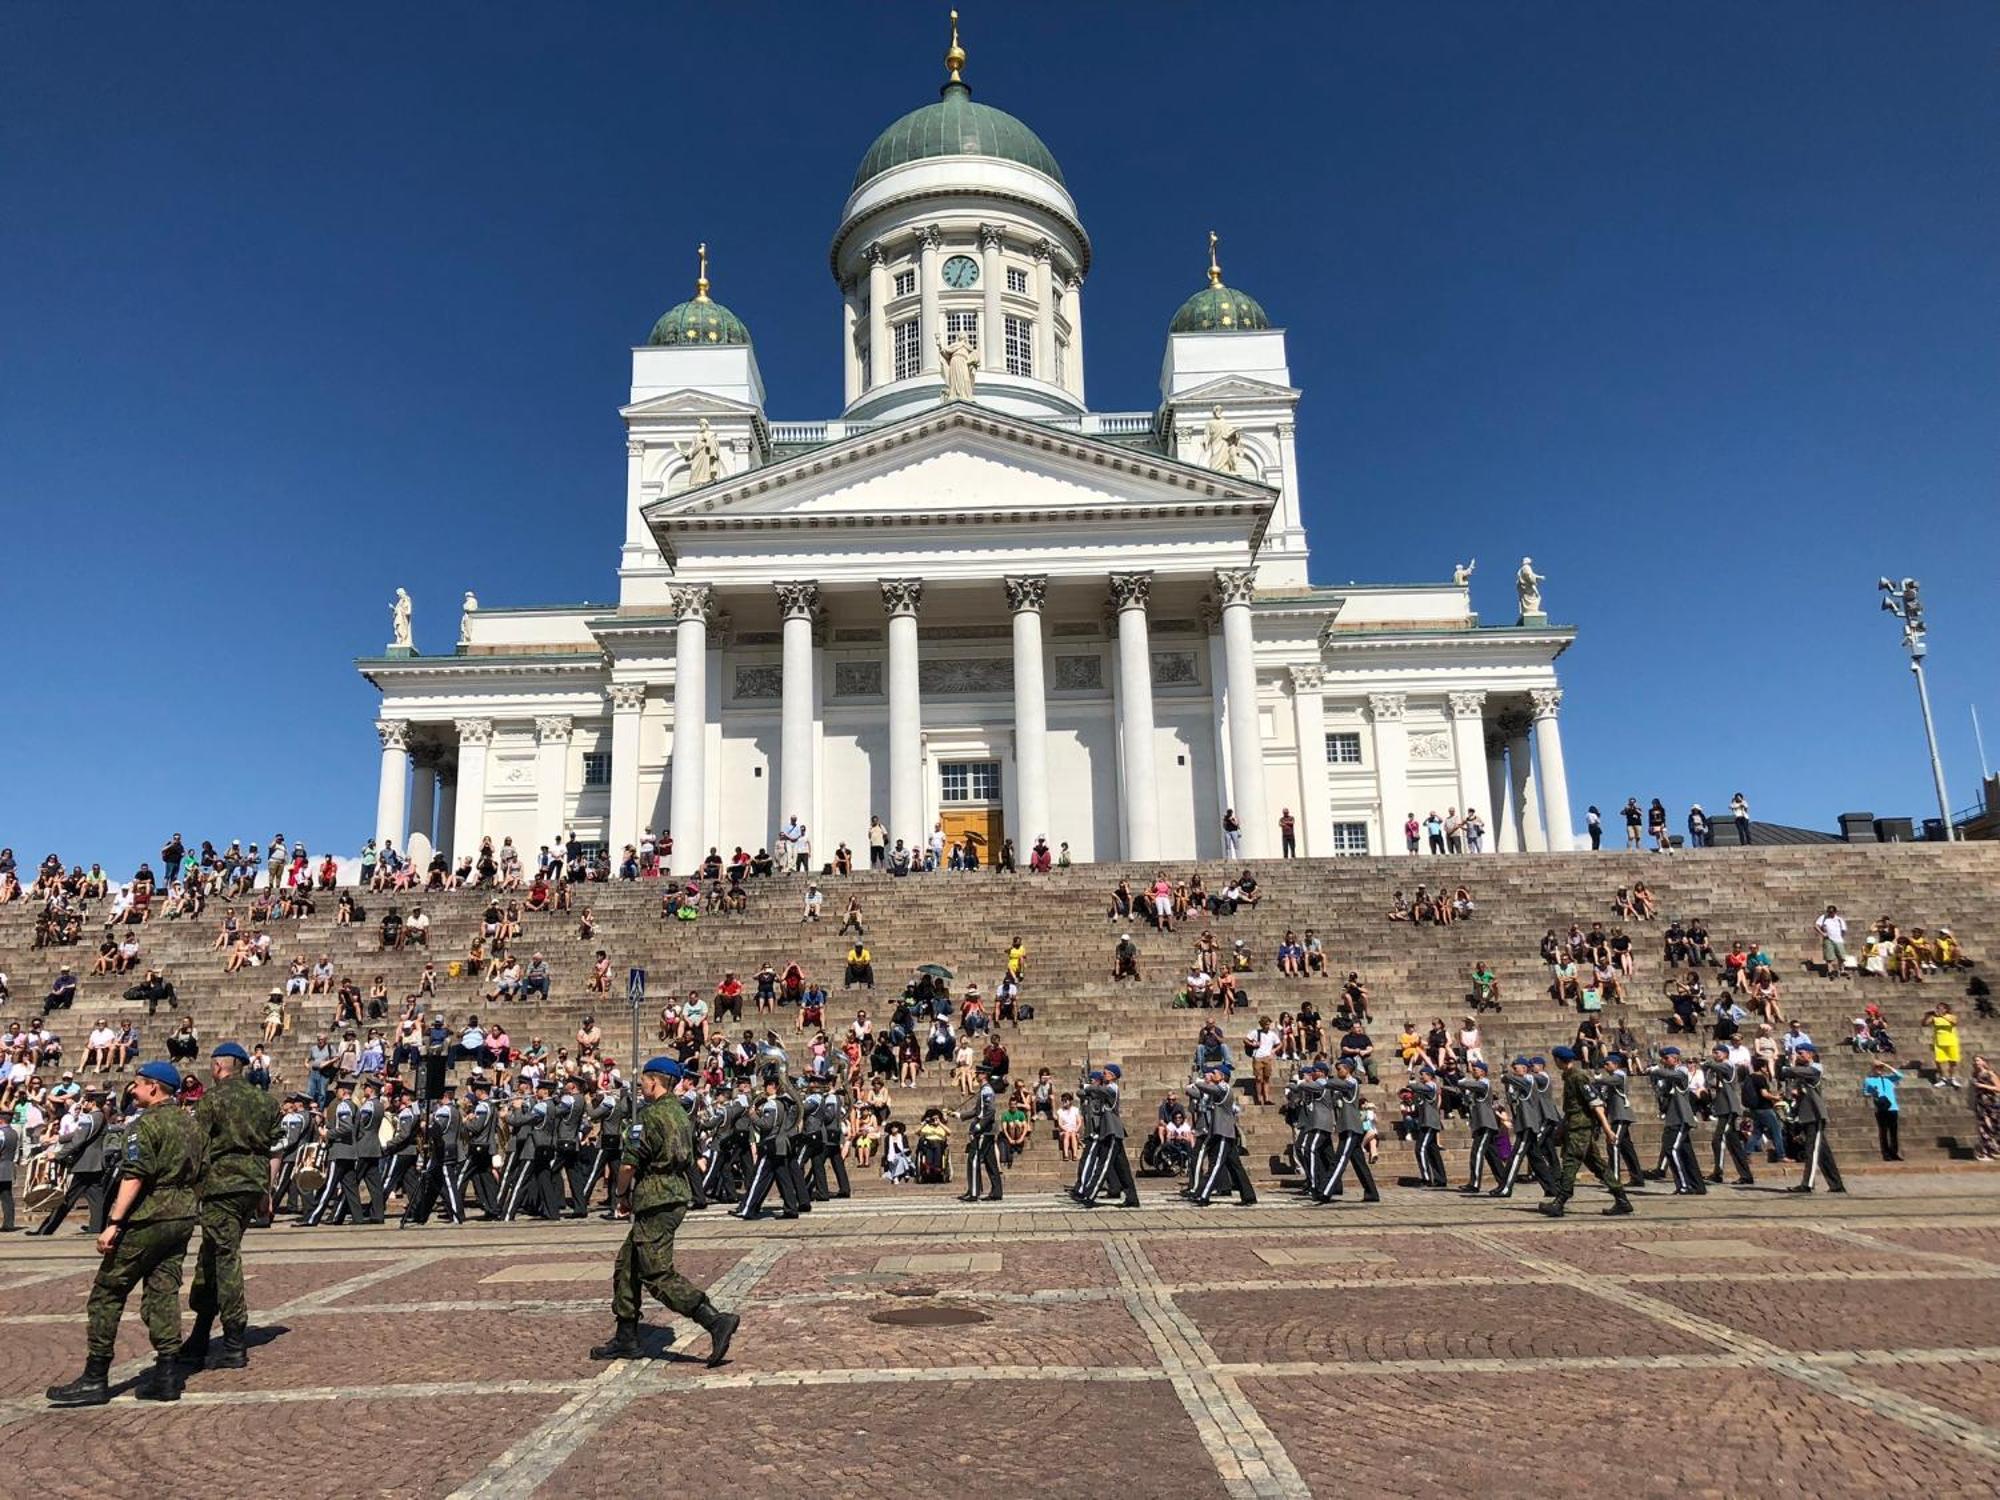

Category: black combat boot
[212, 1327, 250, 1369]
[176, 1316, 214, 1367]
[45, 1355, 112, 1407]
[135, 1354, 184, 1402]
[693, 1300, 740, 1368]
[1602, 1197, 1635, 1216]
[588, 1319, 643, 1360]
[1538, 1197, 1569, 1218]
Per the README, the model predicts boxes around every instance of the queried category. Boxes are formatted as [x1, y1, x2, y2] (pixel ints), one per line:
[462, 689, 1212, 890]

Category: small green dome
[647, 294, 751, 348]
[1170, 283, 1272, 335]
[853, 81, 1065, 192]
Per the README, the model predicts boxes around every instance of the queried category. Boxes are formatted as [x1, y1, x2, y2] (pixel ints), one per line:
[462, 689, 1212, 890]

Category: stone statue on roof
[675, 418, 724, 487]
[937, 330, 977, 402]
[1516, 557, 1545, 618]
[459, 591, 478, 646]
[1453, 559, 1476, 587]
[390, 588, 413, 649]
[1203, 406, 1243, 474]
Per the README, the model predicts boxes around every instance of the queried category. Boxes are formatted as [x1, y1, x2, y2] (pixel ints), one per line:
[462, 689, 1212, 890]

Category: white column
[865, 243, 889, 392]
[1446, 691, 1490, 851]
[1111, 572, 1160, 861]
[1368, 694, 1409, 855]
[451, 718, 491, 859]
[1488, 740, 1516, 854]
[1531, 688, 1574, 851]
[1205, 606, 1232, 833]
[667, 584, 710, 873]
[1033, 240, 1056, 379]
[978, 223, 1004, 372]
[777, 581, 820, 850]
[534, 716, 571, 848]
[882, 579, 924, 851]
[407, 751, 438, 848]
[1289, 666, 1329, 857]
[1216, 567, 1269, 857]
[1006, 576, 1051, 848]
[436, 770, 458, 863]
[606, 686, 645, 857]
[1066, 275, 1086, 403]
[918, 226, 942, 375]
[841, 282, 861, 405]
[623, 436, 648, 560]
[1509, 730, 1545, 852]
[374, 719, 410, 851]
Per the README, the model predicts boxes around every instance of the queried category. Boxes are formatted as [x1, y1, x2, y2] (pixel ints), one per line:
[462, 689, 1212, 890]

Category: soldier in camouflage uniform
[181, 1041, 281, 1370]
[589, 1057, 740, 1366]
[1540, 1045, 1634, 1218]
[47, 1061, 206, 1406]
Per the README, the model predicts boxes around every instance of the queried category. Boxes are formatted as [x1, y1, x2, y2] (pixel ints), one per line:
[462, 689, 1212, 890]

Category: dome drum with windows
[648, 242, 751, 347]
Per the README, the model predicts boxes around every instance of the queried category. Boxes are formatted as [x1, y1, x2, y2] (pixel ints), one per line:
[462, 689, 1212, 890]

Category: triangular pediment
[643, 403, 1274, 527]
[620, 388, 764, 421]
[1169, 374, 1301, 406]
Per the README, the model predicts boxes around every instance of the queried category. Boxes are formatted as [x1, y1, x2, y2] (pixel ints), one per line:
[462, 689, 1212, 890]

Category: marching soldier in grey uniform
[1780, 1045, 1845, 1193]
[352, 1081, 386, 1224]
[1407, 1066, 1448, 1187]
[1491, 1058, 1549, 1198]
[734, 1078, 800, 1221]
[957, 1073, 1003, 1201]
[797, 1085, 828, 1202]
[1445, 1060, 1507, 1192]
[557, 1078, 591, 1217]
[585, 1082, 626, 1215]
[38, 1087, 113, 1235]
[265, 1096, 312, 1225]
[459, 1082, 501, 1219]
[1071, 1072, 1106, 1203]
[1597, 1053, 1649, 1188]
[819, 1086, 851, 1199]
[1190, 1063, 1256, 1206]
[1644, 1046, 1705, 1195]
[0, 1111, 19, 1231]
[380, 1089, 422, 1204]
[1701, 1044, 1756, 1186]
[1077, 1066, 1139, 1208]
[1529, 1057, 1564, 1184]
[1321, 1058, 1380, 1203]
[705, 1086, 754, 1207]
[301, 1080, 362, 1226]
[402, 1085, 465, 1225]
[1180, 1075, 1212, 1200]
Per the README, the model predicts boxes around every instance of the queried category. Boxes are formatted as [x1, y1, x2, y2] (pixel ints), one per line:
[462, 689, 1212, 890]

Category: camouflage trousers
[612, 1205, 708, 1323]
[1557, 1130, 1626, 1202]
[189, 1191, 262, 1333]
[86, 1217, 194, 1358]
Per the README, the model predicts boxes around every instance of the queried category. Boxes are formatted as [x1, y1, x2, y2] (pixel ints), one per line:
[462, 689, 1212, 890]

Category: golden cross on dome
[695, 241, 710, 302]
[945, 9, 967, 84]
[1207, 230, 1223, 288]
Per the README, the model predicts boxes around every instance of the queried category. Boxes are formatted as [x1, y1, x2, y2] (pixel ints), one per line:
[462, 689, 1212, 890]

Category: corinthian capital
[1447, 690, 1488, 719]
[1107, 572, 1153, 613]
[607, 683, 648, 713]
[1366, 693, 1406, 723]
[775, 581, 820, 620]
[1529, 688, 1564, 719]
[978, 223, 1004, 253]
[535, 715, 573, 744]
[376, 718, 410, 752]
[1213, 568, 1258, 608]
[667, 583, 712, 623]
[879, 578, 924, 618]
[1003, 575, 1048, 613]
[917, 224, 944, 252]
[1288, 664, 1324, 691]
[454, 717, 493, 746]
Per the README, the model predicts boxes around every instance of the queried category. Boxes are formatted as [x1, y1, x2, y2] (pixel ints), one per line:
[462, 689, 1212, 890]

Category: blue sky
[4, 2, 1996, 871]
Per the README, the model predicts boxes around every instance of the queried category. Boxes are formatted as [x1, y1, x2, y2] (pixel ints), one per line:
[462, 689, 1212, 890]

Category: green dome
[853, 81, 1065, 192]
[1170, 282, 1272, 335]
[647, 294, 751, 348]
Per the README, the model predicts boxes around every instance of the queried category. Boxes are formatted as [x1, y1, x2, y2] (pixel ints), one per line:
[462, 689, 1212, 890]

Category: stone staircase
[5, 844, 1995, 1182]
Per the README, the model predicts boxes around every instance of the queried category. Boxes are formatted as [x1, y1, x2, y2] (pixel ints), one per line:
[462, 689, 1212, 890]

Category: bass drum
[23, 1179, 65, 1218]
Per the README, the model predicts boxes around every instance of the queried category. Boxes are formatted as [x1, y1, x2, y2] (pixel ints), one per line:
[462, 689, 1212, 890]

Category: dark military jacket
[625, 1092, 694, 1214]
[1559, 1067, 1606, 1135]
[195, 1075, 282, 1198]
[124, 1101, 205, 1225]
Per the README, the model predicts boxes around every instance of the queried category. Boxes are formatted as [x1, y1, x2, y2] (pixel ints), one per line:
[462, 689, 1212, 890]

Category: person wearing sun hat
[47, 1060, 203, 1407]
[588, 1056, 740, 1366]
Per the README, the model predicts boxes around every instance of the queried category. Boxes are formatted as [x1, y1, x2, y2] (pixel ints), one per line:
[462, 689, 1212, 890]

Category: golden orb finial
[694, 241, 710, 303]
[945, 9, 967, 85]
[1207, 230, 1223, 289]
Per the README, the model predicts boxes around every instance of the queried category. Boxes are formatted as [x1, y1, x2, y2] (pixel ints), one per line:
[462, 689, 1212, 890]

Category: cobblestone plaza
[6, 1177, 1998, 1498]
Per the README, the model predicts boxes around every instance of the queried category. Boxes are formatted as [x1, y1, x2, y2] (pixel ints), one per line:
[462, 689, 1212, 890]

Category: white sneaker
[1933, 1079, 1948, 1087]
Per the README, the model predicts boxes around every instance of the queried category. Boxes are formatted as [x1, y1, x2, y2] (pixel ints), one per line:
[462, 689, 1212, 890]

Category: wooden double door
[940, 808, 1004, 852]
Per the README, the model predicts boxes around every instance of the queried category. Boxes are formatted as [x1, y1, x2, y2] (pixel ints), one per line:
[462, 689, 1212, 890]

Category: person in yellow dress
[1924, 1002, 1962, 1088]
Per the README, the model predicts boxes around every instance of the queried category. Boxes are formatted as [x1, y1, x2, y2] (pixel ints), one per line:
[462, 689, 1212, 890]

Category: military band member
[37, 1086, 112, 1236]
[1597, 1052, 1649, 1188]
[265, 1095, 311, 1224]
[181, 1041, 280, 1370]
[301, 1080, 362, 1226]
[47, 1061, 205, 1407]
[0, 1111, 19, 1232]
[1071, 1070, 1107, 1203]
[1701, 1044, 1756, 1186]
[1780, 1045, 1846, 1194]
[735, 1078, 802, 1221]
[380, 1088, 422, 1204]
[1079, 1065, 1140, 1208]
[585, 1082, 626, 1214]
[958, 1072, 1003, 1202]
[352, 1080, 386, 1224]
[1644, 1046, 1705, 1195]
[1321, 1058, 1380, 1203]
[700, 1086, 751, 1210]
[588, 1057, 740, 1366]
[1407, 1066, 1448, 1187]
[402, 1085, 466, 1225]
[1491, 1058, 1553, 1198]
[1538, 1045, 1634, 1218]
[1190, 1063, 1256, 1206]
[1445, 1060, 1507, 1192]
[814, 1086, 851, 1200]
[458, 1081, 501, 1219]
[557, 1078, 591, 1217]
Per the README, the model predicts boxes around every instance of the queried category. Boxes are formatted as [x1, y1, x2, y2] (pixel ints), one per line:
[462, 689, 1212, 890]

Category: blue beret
[1551, 1045, 1578, 1062]
[1530, 1056, 1547, 1067]
[136, 1061, 183, 1090]
[212, 1041, 251, 1063]
[1511, 1056, 1530, 1067]
[1104, 1063, 1122, 1079]
[1794, 1043, 1817, 1057]
[1418, 1064, 1436, 1075]
[1210, 1061, 1233, 1078]
[1660, 1046, 1681, 1058]
[642, 1056, 688, 1080]
[1605, 1051, 1625, 1064]
[1471, 1059, 1489, 1071]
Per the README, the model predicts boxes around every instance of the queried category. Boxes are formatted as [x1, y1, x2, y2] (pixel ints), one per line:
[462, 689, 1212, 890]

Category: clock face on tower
[941, 255, 980, 289]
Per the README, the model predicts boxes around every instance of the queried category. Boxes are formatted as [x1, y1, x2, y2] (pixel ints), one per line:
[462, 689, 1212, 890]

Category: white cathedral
[362, 19, 1578, 870]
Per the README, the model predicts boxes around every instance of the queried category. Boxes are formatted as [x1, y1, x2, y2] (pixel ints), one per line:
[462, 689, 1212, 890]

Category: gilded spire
[944, 9, 967, 86]
[694, 241, 710, 303]
[1207, 230, 1223, 289]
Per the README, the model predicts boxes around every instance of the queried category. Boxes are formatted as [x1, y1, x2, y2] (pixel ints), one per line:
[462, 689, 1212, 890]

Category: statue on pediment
[1203, 406, 1243, 474]
[1452, 559, 1475, 587]
[675, 418, 724, 487]
[459, 591, 478, 645]
[937, 331, 977, 402]
[1516, 556, 1545, 618]
[390, 587, 413, 649]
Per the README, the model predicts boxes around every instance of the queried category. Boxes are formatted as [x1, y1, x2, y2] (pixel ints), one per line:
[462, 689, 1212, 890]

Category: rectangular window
[1006, 266, 1028, 294]
[940, 761, 1002, 804]
[581, 752, 611, 787]
[1325, 731, 1363, 765]
[1330, 822, 1371, 856]
[892, 319, 921, 380]
[944, 308, 979, 349]
[893, 269, 915, 297]
[1004, 315, 1033, 377]
[1055, 338, 1067, 385]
